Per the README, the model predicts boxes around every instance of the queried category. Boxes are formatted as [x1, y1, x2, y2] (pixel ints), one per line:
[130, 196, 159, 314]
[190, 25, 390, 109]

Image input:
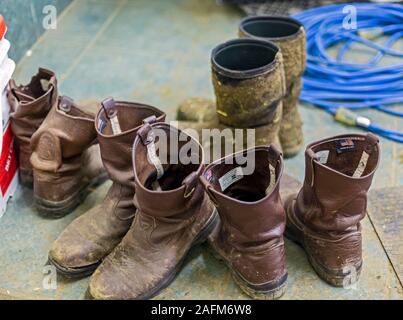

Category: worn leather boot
[200, 145, 287, 299]
[88, 122, 218, 299]
[30, 96, 105, 217]
[8, 68, 58, 187]
[48, 98, 165, 278]
[284, 133, 380, 287]
[239, 15, 307, 158]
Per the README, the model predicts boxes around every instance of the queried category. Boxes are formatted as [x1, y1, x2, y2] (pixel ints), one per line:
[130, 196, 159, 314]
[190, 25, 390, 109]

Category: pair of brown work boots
[8, 68, 105, 217]
[202, 133, 380, 299]
[177, 15, 306, 158]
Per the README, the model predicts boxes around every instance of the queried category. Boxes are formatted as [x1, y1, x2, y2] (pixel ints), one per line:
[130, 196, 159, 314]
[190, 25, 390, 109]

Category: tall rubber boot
[177, 16, 306, 158]
[88, 122, 218, 299]
[30, 96, 105, 217]
[48, 98, 165, 278]
[176, 38, 286, 161]
[8, 68, 58, 187]
[200, 145, 287, 299]
[284, 133, 380, 287]
[239, 15, 307, 158]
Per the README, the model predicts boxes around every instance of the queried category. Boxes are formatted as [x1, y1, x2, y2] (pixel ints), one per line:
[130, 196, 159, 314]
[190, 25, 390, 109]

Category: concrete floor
[0, 0, 402, 299]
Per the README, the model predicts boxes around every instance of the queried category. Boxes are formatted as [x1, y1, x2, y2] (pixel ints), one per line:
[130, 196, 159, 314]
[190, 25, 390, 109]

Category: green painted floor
[0, 0, 402, 299]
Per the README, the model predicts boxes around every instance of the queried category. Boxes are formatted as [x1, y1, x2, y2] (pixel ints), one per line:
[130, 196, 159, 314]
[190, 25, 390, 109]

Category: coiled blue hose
[293, 3, 403, 142]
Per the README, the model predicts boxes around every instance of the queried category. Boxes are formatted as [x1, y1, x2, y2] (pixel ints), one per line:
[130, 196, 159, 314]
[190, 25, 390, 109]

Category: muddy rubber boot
[239, 16, 306, 158]
[200, 145, 287, 299]
[7, 68, 58, 187]
[88, 123, 218, 299]
[48, 98, 165, 278]
[175, 39, 286, 160]
[284, 133, 380, 287]
[30, 96, 106, 217]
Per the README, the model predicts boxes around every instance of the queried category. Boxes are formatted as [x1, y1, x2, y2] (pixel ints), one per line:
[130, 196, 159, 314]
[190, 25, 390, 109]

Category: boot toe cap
[49, 229, 105, 269]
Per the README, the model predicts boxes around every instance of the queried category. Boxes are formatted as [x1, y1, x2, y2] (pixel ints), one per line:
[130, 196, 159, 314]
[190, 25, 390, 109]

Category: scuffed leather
[203, 146, 287, 285]
[30, 97, 99, 202]
[8, 68, 58, 181]
[285, 133, 380, 271]
[49, 101, 165, 270]
[89, 123, 215, 300]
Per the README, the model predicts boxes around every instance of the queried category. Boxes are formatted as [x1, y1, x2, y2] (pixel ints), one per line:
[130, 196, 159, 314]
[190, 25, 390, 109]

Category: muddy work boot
[7, 68, 58, 187]
[30, 96, 105, 217]
[88, 123, 218, 299]
[176, 39, 286, 160]
[48, 98, 165, 278]
[284, 133, 380, 287]
[200, 145, 287, 299]
[239, 16, 307, 157]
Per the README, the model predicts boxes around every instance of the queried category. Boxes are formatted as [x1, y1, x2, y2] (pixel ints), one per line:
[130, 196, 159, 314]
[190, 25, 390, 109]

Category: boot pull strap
[102, 97, 122, 134]
[352, 133, 379, 178]
[364, 133, 379, 154]
[59, 95, 73, 112]
[101, 97, 117, 119]
[143, 115, 157, 125]
[307, 148, 318, 187]
[268, 144, 283, 165]
[137, 123, 165, 180]
[199, 175, 219, 207]
[137, 123, 153, 146]
[182, 172, 198, 198]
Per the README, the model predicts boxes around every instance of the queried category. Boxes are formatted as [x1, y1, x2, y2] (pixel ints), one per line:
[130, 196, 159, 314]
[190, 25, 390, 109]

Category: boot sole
[208, 245, 287, 300]
[87, 209, 219, 300]
[47, 256, 101, 279]
[35, 172, 109, 219]
[285, 224, 362, 287]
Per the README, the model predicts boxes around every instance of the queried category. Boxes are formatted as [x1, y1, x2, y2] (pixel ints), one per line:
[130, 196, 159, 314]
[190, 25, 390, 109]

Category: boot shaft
[239, 16, 306, 89]
[133, 122, 206, 217]
[8, 68, 58, 152]
[96, 98, 165, 188]
[296, 133, 380, 232]
[201, 145, 285, 244]
[211, 38, 286, 128]
[30, 96, 97, 173]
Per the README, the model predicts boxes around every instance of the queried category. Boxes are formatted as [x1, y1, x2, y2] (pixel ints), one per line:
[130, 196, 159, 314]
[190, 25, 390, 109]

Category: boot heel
[232, 271, 288, 300]
[308, 254, 362, 287]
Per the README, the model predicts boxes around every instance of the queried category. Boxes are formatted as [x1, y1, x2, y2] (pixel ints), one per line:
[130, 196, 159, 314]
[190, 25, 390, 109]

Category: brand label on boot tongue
[336, 139, 356, 154]
[219, 166, 243, 191]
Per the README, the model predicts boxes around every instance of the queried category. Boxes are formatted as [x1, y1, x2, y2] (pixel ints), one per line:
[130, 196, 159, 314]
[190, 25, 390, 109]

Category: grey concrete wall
[0, 0, 72, 62]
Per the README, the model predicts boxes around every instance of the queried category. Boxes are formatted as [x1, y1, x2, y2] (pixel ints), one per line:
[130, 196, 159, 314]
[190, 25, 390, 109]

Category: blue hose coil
[293, 3, 403, 142]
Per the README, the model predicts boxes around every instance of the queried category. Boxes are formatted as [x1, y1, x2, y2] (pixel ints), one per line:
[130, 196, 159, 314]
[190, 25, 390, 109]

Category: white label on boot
[316, 150, 330, 164]
[147, 140, 164, 179]
[40, 79, 50, 91]
[353, 151, 369, 178]
[219, 166, 243, 192]
[265, 163, 276, 195]
[110, 115, 122, 134]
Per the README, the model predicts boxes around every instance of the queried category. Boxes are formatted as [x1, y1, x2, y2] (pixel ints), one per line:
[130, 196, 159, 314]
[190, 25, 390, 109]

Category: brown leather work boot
[88, 122, 218, 299]
[284, 133, 380, 287]
[8, 68, 58, 187]
[30, 96, 106, 217]
[200, 145, 287, 300]
[239, 16, 306, 158]
[48, 98, 165, 278]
